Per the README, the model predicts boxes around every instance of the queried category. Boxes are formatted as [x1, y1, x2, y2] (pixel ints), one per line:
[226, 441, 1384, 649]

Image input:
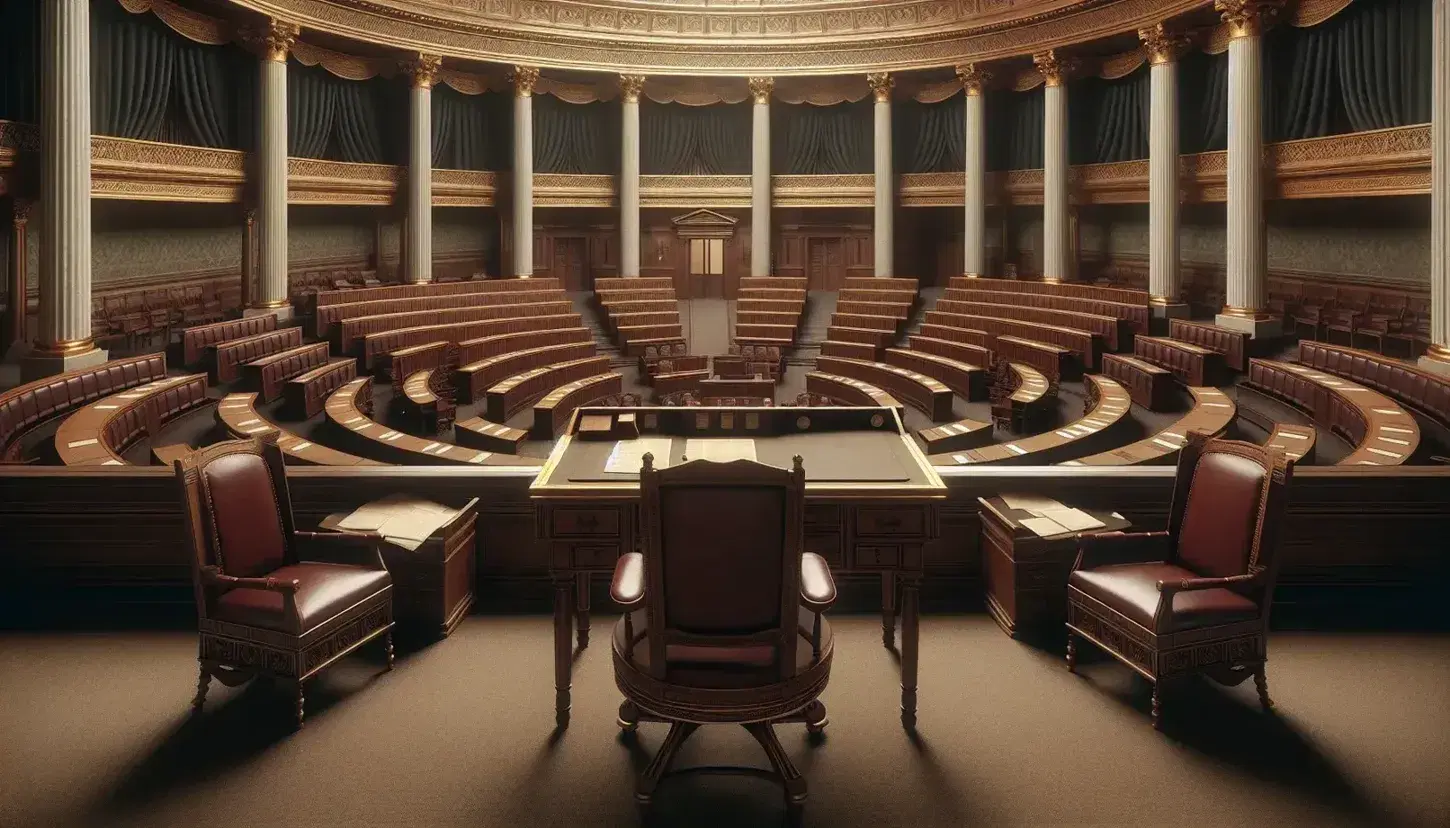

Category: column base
[244, 304, 295, 322]
[1150, 302, 1190, 320]
[1417, 346, 1450, 378]
[21, 344, 109, 382]
[1214, 312, 1282, 339]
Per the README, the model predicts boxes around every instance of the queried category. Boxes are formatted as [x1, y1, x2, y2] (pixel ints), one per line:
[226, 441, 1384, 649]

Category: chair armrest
[1073, 531, 1171, 572]
[200, 565, 299, 593]
[293, 529, 388, 570]
[799, 552, 836, 612]
[1157, 566, 1266, 597]
[611, 552, 645, 608]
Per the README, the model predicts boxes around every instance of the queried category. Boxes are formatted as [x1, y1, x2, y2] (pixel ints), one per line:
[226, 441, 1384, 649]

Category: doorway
[553, 237, 589, 291]
[807, 238, 845, 291]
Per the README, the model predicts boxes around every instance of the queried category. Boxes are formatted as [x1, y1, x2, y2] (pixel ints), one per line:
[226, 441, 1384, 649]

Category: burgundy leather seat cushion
[613, 606, 831, 690]
[1069, 562, 1258, 633]
[213, 562, 391, 632]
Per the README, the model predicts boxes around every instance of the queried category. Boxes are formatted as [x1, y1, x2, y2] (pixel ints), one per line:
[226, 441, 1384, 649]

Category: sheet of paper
[683, 438, 757, 463]
[605, 437, 674, 473]
[1041, 508, 1104, 533]
[1001, 493, 1065, 513]
[336, 509, 388, 532]
[1020, 517, 1070, 538]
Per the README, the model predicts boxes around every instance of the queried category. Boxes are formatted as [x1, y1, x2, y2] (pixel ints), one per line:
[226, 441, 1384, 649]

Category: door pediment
[672, 209, 737, 239]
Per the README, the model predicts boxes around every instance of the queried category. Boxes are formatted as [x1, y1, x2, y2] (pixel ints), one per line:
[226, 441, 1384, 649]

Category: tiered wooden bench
[243, 342, 329, 403]
[1169, 318, 1251, 372]
[1266, 422, 1318, 463]
[1, 354, 169, 462]
[377, 340, 447, 382]
[55, 374, 211, 466]
[1295, 340, 1450, 430]
[283, 360, 357, 420]
[533, 372, 624, 438]
[314, 288, 567, 338]
[1070, 387, 1236, 466]
[907, 333, 993, 371]
[652, 369, 710, 398]
[325, 377, 540, 467]
[454, 341, 597, 404]
[151, 443, 192, 466]
[1133, 336, 1227, 387]
[944, 286, 1150, 334]
[819, 277, 917, 359]
[949, 276, 1148, 305]
[1100, 353, 1175, 411]
[942, 375, 1131, 465]
[360, 313, 582, 370]
[699, 376, 775, 400]
[990, 335, 1076, 382]
[820, 340, 877, 360]
[211, 327, 304, 384]
[399, 369, 456, 434]
[1244, 359, 1420, 466]
[804, 372, 905, 418]
[815, 355, 953, 421]
[925, 310, 1101, 370]
[884, 347, 987, 401]
[484, 355, 612, 423]
[988, 362, 1056, 434]
[338, 300, 575, 354]
[217, 393, 378, 466]
[645, 354, 709, 379]
[310, 276, 561, 317]
[916, 418, 992, 454]
[454, 417, 530, 454]
[935, 298, 1128, 351]
[456, 326, 593, 369]
[625, 335, 689, 359]
[596, 277, 688, 355]
[178, 316, 275, 368]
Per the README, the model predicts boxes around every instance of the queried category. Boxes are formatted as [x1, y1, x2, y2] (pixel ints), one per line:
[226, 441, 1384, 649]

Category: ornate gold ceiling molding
[1289, 0, 1357, 27]
[90, 135, 246, 202]
[218, 0, 1213, 75]
[290, 40, 394, 80]
[117, 0, 232, 45]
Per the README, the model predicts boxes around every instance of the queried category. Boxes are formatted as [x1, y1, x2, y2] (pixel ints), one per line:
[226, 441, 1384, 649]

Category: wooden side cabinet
[977, 496, 1129, 639]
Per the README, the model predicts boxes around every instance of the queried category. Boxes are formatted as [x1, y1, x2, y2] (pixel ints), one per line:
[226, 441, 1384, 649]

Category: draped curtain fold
[431, 86, 498, 170]
[287, 62, 397, 163]
[1178, 51, 1229, 154]
[985, 87, 1044, 171]
[897, 96, 965, 173]
[533, 96, 618, 175]
[640, 101, 750, 174]
[1068, 68, 1149, 164]
[1268, 22, 1340, 140]
[1335, 0, 1432, 130]
[771, 101, 872, 175]
[287, 63, 335, 158]
[0, 0, 42, 123]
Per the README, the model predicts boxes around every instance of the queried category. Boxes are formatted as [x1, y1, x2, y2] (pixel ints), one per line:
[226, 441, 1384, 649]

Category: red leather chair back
[639, 454, 806, 685]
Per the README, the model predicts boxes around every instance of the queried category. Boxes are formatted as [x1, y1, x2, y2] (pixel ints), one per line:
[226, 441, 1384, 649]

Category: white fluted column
[241, 19, 298, 323]
[1214, 2, 1281, 337]
[403, 55, 440, 283]
[25, 0, 105, 377]
[1423, 0, 1450, 374]
[1035, 51, 1072, 283]
[1141, 25, 1190, 319]
[869, 73, 894, 277]
[750, 77, 773, 278]
[619, 75, 644, 278]
[957, 65, 990, 278]
[511, 66, 538, 278]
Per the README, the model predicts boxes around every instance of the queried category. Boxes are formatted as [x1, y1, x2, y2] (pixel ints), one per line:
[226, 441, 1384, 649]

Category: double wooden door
[807, 238, 845, 291]
[552, 237, 589, 291]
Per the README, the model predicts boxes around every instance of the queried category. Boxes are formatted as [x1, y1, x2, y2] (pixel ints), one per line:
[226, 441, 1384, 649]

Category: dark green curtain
[896, 95, 965, 173]
[770, 101, 873, 175]
[640, 101, 750, 175]
[286, 63, 395, 164]
[89, 2, 249, 149]
[1178, 51, 1228, 153]
[986, 87, 1044, 171]
[534, 96, 617, 174]
[1070, 69, 1150, 164]
[1335, 0, 1432, 130]
[431, 85, 495, 170]
[0, 0, 42, 122]
[1266, 22, 1342, 139]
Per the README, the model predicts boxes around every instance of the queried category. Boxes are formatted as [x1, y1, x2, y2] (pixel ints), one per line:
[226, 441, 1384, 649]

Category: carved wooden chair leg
[618, 700, 641, 732]
[637, 721, 698, 805]
[295, 682, 306, 729]
[803, 700, 828, 735]
[1065, 632, 1078, 673]
[744, 722, 808, 808]
[191, 663, 212, 713]
[1150, 682, 1164, 731]
[1254, 666, 1273, 711]
[384, 630, 395, 671]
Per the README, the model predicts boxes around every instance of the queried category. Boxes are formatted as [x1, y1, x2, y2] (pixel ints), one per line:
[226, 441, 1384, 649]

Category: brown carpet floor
[2, 615, 1447, 828]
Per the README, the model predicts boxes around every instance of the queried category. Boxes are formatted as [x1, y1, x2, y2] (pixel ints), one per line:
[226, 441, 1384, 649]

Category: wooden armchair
[174, 438, 395, 728]
[1065, 432, 1293, 731]
[611, 454, 834, 819]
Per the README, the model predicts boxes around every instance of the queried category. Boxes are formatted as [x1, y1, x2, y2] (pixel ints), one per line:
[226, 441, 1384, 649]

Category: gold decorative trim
[956, 64, 992, 97]
[31, 337, 98, 357]
[287, 158, 402, 205]
[510, 66, 541, 98]
[1097, 48, 1145, 79]
[401, 53, 443, 89]
[1289, 0, 1357, 27]
[748, 77, 774, 105]
[1424, 344, 1450, 362]
[117, 0, 231, 45]
[619, 74, 647, 104]
[1138, 23, 1189, 66]
[1214, 0, 1284, 39]
[1033, 49, 1078, 87]
[867, 73, 894, 103]
[290, 39, 389, 80]
[243, 18, 299, 63]
[249, 299, 291, 310]
[1220, 304, 1276, 320]
[773, 174, 874, 208]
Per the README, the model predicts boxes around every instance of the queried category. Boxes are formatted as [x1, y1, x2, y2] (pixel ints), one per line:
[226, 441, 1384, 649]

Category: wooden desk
[977, 496, 1131, 638]
[532, 404, 946, 728]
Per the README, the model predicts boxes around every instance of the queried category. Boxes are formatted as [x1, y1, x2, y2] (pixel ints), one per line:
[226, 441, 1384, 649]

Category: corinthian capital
[866, 72, 894, 103]
[402, 53, 442, 90]
[955, 64, 992, 96]
[245, 18, 299, 64]
[1033, 50, 1078, 88]
[509, 66, 540, 97]
[1138, 24, 1191, 65]
[1214, 0, 1284, 39]
[748, 77, 774, 104]
[619, 74, 646, 103]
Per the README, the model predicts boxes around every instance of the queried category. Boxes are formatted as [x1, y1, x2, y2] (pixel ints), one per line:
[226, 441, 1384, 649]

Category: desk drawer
[854, 507, 927, 537]
[551, 507, 621, 537]
[572, 545, 620, 569]
[854, 545, 900, 569]
[804, 532, 844, 568]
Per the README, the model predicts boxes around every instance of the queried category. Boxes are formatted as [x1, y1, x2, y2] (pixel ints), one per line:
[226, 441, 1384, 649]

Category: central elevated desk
[531, 405, 946, 728]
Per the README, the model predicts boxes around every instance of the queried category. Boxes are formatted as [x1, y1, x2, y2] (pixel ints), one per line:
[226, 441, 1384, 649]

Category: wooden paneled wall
[772, 208, 873, 290]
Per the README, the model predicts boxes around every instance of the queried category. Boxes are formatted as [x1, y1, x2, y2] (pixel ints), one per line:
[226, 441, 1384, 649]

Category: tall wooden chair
[611, 453, 835, 818]
[1066, 432, 1294, 730]
[174, 438, 395, 727]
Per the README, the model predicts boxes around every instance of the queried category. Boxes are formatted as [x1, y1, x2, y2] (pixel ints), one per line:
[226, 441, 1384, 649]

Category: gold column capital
[401, 53, 442, 90]
[12, 198, 32, 226]
[955, 64, 992, 97]
[619, 74, 647, 104]
[1033, 50, 1078, 88]
[245, 18, 299, 63]
[243, 206, 257, 225]
[509, 66, 540, 97]
[867, 72, 894, 103]
[1214, 0, 1284, 39]
[1138, 23, 1191, 65]
[748, 77, 774, 104]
